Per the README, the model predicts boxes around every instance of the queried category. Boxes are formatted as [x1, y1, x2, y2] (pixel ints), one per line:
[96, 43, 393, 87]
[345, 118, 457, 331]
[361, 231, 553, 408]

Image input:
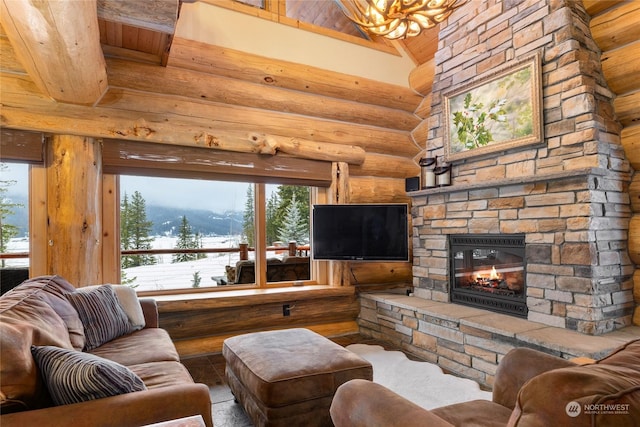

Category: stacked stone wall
[411, 0, 634, 335]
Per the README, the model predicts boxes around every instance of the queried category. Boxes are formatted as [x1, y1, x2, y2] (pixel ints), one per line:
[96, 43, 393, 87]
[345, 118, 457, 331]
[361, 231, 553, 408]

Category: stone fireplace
[450, 234, 527, 317]
[409, 0, 634, 335]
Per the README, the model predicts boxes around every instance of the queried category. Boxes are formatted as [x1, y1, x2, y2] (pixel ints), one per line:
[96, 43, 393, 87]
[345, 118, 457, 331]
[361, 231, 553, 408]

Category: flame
[489, 266, 499, 280]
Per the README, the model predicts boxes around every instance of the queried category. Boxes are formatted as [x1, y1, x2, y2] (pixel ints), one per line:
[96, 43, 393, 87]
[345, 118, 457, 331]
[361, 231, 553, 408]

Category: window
[119, 175, 313, 293]
[0, 162, 30, 291]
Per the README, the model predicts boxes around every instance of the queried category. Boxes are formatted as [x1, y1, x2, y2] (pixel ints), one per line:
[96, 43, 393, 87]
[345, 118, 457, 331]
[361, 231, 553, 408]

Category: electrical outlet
[283, 304, 291, 316]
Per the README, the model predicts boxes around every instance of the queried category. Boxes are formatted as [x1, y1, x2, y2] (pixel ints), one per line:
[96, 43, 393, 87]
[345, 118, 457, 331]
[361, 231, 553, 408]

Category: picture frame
[443, 53, 543, 162]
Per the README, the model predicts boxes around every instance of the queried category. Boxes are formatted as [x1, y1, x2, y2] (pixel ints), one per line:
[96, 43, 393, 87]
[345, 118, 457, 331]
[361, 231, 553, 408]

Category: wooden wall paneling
[589, 1, 640, 51]
[601, 41, 640, 95]
[106, 58, 418, 131]
[46, 135, 103, 285]
[0, 0, 108, 105]
[167, 38, 422, 113]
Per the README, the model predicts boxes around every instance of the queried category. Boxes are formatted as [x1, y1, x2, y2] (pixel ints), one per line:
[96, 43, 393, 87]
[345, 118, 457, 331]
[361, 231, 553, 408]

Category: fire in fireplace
[449, 234, 527, 318]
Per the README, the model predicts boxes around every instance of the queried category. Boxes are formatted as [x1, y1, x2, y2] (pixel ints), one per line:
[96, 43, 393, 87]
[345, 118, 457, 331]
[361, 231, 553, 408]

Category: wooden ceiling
[96, 0, 440, 66]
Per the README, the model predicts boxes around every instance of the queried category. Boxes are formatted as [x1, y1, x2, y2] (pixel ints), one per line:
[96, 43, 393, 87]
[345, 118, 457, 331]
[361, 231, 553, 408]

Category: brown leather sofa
[0, 276, 213, 427]
[330, 339, 640, 427]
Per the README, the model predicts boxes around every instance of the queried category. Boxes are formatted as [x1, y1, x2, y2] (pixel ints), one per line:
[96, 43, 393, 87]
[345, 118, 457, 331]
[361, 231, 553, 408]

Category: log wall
[587, 1, 640, 325]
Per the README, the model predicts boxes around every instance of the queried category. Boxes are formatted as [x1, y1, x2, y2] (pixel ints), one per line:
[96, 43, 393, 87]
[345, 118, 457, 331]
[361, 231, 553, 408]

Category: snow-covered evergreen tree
[277, 194, 308, 244]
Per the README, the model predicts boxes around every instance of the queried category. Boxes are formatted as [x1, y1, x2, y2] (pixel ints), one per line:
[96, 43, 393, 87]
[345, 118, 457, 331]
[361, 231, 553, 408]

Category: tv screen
[312, 204, 409, 261]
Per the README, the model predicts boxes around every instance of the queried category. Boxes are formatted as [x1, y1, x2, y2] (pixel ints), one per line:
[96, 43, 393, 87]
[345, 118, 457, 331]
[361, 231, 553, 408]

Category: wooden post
[239, 243, 249, 261]
[288, 241, 297, 257]
[329, 162, 351, 287]
[46, 135, 102, 285]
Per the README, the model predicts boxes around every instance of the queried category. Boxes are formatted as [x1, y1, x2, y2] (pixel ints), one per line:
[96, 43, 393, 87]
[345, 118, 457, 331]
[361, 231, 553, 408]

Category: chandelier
[338, 0, 465, 40]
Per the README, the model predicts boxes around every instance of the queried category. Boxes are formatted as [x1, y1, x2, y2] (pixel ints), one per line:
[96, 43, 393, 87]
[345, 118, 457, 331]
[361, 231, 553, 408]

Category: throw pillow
[31, 345, 146, 405]
[65, 285, 132, 350]
[78, 284, 145, 331]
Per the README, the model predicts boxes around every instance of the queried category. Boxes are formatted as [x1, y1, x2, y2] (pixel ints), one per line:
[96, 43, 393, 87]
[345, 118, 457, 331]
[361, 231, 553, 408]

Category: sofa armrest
[493, 347, 577, 409]
[0, 383, 212, 427]
[330, 379, 454, 427]
[139, 298, 159, 328]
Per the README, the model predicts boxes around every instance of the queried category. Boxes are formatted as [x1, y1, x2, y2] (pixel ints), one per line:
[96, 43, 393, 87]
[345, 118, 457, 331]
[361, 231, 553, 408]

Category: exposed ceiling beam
[0, 0, 107, 105]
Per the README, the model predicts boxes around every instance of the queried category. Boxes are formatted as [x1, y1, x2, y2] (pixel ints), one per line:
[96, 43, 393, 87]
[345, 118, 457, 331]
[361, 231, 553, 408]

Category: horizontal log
[251, 133, 365, 165]
[97, 0, 178, 34]
[0, 0, 107, 105]
[160, 295, 358, 340]
[106, 58, 419, 131]
[171, 321, 359, 357]
[0, 73, 417, 159]
[414, 93, 432, 119]
[349, 262, 412, 285]
[96, 87, 418, 157]
[583, 0, 625, 17]
[349, 177, 412, 203]
[601, 41, 640, 95]
[630, 173, 640, 213]
[622, 124, 640, 170]
[167, 37, 422, 113]
[0, 36, 24, 74]
[408, 58, 436, 95]
[350, 153, 420, 178]
[630, 216, 640, 264]
[411, 119, 430, 150]
[614, 91, 640, 127]
[590, 1, 640, 51]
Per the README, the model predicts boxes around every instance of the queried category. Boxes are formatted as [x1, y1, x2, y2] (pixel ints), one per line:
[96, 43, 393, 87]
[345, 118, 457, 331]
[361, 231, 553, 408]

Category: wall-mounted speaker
[405, 176, 420, 192]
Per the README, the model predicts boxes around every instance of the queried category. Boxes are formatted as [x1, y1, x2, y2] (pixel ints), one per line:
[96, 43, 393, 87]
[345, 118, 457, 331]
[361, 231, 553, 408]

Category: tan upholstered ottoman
[222, 328, 373, 427]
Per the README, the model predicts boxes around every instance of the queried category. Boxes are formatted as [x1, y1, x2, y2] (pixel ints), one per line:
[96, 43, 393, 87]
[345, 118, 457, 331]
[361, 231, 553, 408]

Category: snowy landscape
[5, 235, 251, 292]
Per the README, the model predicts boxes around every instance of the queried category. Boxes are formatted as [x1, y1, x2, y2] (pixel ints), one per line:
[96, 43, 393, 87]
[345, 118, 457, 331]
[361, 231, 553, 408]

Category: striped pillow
[65, 285, 132, 350]
[31, 345, 146, 405]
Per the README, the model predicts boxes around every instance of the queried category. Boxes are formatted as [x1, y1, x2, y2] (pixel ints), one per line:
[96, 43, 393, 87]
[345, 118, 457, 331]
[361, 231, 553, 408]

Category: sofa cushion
[65, 285, 132, 351]
[509, 363, 640, 426]
[89, 328, 180, 366]
[78, 284, 145, 331]
[31, 345, 146, 406]
[128, 361, 196, 389]
[1, 276, 83, 350]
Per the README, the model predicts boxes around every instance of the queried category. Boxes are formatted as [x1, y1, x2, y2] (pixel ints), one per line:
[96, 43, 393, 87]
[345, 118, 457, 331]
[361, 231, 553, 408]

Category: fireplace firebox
[449, 234, 527, 318]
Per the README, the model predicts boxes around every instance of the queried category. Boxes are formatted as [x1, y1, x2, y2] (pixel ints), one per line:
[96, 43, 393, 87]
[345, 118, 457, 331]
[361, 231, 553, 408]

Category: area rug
[346, 344, 492, 410]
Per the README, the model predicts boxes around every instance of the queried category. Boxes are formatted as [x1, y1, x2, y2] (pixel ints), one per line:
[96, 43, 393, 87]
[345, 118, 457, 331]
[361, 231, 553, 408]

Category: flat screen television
[312, 204, 409, 261]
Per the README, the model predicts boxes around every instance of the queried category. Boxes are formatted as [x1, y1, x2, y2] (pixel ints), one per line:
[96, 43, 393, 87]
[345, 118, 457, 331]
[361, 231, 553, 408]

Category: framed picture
[443, 53, 543, 162]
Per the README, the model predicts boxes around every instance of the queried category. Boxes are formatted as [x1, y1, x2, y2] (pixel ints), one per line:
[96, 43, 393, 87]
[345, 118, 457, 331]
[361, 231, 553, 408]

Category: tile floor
[180, 333, 414, 427]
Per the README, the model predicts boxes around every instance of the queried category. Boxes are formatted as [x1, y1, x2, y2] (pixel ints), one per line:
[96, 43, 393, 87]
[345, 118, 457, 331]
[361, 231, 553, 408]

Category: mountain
[147, 205, 244, 237]
[3, 194, 244, 238]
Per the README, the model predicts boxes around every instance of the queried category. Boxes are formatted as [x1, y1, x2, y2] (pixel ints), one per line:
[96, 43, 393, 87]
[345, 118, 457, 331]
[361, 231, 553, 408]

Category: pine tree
[242, 185, 255, 247]
[265, 192, 279, 245]
[0, 164, 22, 267]
[121, 191, 156, 268]
[277, 194, 308, 243]
[173, 215, 198, 263]
[270, 186, 309, 245]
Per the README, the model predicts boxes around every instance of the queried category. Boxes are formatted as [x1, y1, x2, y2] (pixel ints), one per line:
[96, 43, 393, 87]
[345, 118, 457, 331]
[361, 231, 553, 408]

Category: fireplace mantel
[407, 167, 610, 197]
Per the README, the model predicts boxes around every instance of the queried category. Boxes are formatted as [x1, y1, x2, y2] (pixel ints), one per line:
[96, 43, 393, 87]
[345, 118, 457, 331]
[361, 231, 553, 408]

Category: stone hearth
[409, 0, 634, 335]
